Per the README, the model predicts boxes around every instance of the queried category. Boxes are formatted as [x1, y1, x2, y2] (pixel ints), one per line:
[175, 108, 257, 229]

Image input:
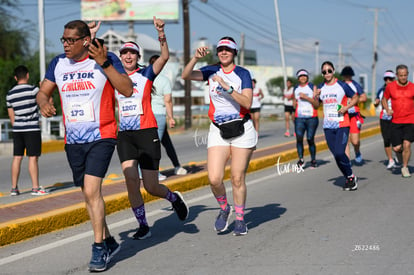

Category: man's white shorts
[207, 119, 258, 149]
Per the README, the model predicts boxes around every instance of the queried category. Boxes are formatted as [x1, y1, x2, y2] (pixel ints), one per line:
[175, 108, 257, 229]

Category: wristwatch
[226, 86, 234, 94]
[100, 60, 111, 69]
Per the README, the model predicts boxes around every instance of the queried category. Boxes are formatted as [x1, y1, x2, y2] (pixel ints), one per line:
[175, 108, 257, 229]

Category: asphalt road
[0, 134, 413, 274]
[0, 118, 317, 197]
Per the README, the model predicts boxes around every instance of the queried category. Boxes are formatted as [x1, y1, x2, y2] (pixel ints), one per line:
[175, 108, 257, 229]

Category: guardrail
[0, 117, 64, 142]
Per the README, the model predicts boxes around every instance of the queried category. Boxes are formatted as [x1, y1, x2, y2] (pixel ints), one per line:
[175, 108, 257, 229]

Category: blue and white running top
[294, 82, 317, 118]
[376, 85, 392, 120]
[200, 64, 252, 123]
[116, 65, 158, 131]
[318, 79, 355, 129]
[345, 80, 364, 114]
[45, 53, 126, 144]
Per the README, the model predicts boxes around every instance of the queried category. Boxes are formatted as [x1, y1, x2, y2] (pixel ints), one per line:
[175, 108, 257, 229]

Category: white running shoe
[386, 158, 395, 169]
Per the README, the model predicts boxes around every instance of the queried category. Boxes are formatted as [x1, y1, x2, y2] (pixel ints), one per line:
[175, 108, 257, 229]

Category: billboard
[81, 0, 179, 22]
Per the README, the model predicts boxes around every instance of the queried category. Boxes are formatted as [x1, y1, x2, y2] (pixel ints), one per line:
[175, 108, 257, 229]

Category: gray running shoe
[401, 167, 411, 178]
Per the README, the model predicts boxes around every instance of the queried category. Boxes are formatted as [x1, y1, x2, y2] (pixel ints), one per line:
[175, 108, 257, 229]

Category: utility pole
[239, 32, 245, 66]
[273, 0, 287, 90]
[183, 0, 192, 129]
[338, 43, 343, 70]
[38, 0, 49, 140]
[315, 41, 319, 76]
[369, 8, 385, 102]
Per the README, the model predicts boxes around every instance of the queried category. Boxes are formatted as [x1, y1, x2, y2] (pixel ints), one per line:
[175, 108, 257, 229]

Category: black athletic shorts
[284, 105, 295, 114]
[117, 128, 161, 170]
[13, 131, 41, 156]
[391, 123, 414, 147]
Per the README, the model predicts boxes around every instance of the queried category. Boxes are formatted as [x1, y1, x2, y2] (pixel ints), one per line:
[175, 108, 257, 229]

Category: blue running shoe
[88, 244, 108, 272]
[355, 152, 363, 164]
[214, 205, 232, 232]
[233, 219, 248, 236]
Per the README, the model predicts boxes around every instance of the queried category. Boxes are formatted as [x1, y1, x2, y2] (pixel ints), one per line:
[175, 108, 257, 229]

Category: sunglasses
[322, 69, 333, 75]
[384, 77, 394, 81]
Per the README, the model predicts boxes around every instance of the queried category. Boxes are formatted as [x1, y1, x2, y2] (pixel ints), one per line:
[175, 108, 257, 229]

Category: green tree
[0, 0, 30, 59]
[0, 0, 62, 118]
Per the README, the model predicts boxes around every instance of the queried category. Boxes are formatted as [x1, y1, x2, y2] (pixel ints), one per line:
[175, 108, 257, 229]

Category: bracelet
[158, 36, 166, 43]
[226, 86, 234, 94]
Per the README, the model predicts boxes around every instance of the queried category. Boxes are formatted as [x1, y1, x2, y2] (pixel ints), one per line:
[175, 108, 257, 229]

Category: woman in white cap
[182, 36, 257, 236]
[115, 17, 189, 240]
[292, 69, 319, 168]
[374, 70, 398, 169]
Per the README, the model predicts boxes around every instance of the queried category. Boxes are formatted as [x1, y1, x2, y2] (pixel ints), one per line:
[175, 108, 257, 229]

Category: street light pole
[273, 0, 287, 89]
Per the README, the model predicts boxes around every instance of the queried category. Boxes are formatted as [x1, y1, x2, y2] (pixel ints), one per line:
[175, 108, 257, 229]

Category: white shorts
[208, 119, 258, 149]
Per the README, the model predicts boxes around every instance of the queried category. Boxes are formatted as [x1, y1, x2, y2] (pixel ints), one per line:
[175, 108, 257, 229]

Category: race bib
[119, 97, 143, 117]
[67, 102, 95, 123]
[326, 107, 344, 122]
[299, 104, 313, 117]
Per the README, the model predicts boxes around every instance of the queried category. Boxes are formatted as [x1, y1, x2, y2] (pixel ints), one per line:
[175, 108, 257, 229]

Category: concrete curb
[0, 124, 380, 246]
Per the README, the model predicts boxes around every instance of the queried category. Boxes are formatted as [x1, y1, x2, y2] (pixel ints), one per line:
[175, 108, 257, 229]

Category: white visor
[119, 42, 140, 54]
[216, 39, 238, 51]
[383, 71, 395, 79]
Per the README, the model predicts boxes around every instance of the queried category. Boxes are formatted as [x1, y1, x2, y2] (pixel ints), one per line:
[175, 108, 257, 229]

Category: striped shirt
[6, 84, 40, 132]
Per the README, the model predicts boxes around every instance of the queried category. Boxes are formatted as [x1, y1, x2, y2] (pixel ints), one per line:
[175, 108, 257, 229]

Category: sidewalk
[0, 121, 380, 246]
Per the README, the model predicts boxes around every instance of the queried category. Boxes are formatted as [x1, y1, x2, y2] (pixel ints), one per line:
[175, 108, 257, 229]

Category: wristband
[226, 86, 234, 94]
[100, 60, 111, 69]
[158, 36, 166, 43]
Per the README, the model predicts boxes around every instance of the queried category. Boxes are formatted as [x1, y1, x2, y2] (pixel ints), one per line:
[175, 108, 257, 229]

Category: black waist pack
[213, 114, 250, 139]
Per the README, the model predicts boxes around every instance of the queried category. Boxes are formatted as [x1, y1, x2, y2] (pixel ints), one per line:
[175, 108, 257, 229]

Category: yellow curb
[0, 124, 380, 247]
[41, 140, 65, 154]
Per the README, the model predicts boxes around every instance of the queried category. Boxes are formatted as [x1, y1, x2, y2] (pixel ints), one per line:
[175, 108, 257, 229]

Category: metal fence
[0, 116, 64, 142]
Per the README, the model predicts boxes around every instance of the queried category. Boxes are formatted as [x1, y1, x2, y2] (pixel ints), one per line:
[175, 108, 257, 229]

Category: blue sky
[11, 0, 414, 91]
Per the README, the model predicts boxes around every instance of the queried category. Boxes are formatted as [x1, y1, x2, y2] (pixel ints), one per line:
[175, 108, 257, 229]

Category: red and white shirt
[45, 52, 126, 144]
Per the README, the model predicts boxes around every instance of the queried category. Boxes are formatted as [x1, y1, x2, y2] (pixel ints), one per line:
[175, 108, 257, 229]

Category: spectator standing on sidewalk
[149, 54, 187, 177]
[37, 19, 132, 272]
[182, 37, 257, 236]
[283, 79, 295, 137]
[6, 65, 48, 196]
[374, 70, 398, 169]
[381, 64, 414, 178]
